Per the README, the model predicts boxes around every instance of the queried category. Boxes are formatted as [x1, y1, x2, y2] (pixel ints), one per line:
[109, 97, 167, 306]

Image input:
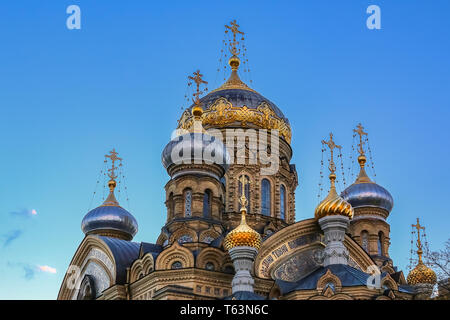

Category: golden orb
[192, 104, 203, 118]
[407, 261, 437, 285]
[228, 55, 240, 71]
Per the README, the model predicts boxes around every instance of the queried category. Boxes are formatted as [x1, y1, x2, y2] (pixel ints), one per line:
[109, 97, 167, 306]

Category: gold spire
[102, 149, 122, 207]
[188, 70, 208, 119]
[315, 133, 353, 220]
[353, 123, 373, 184]
[407, 218, 437, 285]
[224, 175, 262, 250]
[412, 218, 425, 263]
[212, 20, 256, 93]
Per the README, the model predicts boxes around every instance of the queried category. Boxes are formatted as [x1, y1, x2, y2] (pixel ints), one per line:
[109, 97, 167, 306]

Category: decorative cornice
[177, 98, 292, 143]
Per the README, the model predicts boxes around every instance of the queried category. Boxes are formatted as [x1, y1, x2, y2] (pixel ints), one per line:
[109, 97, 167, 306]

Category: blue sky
[0, 0, 449, 299]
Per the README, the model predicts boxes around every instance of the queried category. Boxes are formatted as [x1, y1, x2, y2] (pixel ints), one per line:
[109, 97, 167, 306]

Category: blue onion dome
[341, 155, 394, 214]
[81, 180, 138, 241]
[161, 132, 231, 174]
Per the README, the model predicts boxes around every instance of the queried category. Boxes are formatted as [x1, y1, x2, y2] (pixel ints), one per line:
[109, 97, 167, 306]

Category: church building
[58, 21, 437, 300]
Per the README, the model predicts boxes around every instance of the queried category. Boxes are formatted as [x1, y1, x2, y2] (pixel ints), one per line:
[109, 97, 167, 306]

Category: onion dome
[177, 36, 291, 143]
[81, 149, 138, 241]
[161, 132, 231, 172]
[315, 173, 354, 220]
[224, 177, 262, 251]
[82, 180, 138, 241]
[341, 155, 394, 213]
[407, 261, 437, 285]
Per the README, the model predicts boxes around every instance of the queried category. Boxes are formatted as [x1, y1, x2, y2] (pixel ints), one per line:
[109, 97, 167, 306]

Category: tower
[176, 21, 298, 237]
[341, 124, 394, 268]
[159, 71, 231, 246]
[315, 133, 354, 266]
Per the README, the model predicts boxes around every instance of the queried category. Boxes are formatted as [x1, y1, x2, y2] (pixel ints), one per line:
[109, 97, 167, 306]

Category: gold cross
[354, 123, 368, 155]
[412, 218, 425, 261]
[105, 148, 122, 180]
[238, 175, 249, 210]
[322, 133, 342, 174]
[225, 20, 244, 56]
[188, 70, 208, 104]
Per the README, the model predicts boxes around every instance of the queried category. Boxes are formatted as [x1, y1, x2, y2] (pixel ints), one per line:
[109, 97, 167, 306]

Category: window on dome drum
[203, 189, 212, 218]
[261, 179, 271, 216]
[378, 232, 384, 255]
[205, 262, 215, 271]
[361, 231, 369, 252]
[238, 175, 250, 212]
[280, 185, 286, 220]
[184, 189, 192, 217]
[178, 234, 193, 244]
[171, 261, 182, 270]
[168, 192, 174, 218]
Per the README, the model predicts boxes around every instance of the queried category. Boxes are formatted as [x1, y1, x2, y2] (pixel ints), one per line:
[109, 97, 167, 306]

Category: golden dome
[407, 261, 437, 285]
[315, 173, 354, 220]
[224, 176, 262, 251]
[224, 211, 262, 251]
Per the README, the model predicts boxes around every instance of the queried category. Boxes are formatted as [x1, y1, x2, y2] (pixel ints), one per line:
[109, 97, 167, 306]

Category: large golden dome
[315, 173, 354, 220]
[407, 261, 437, 285]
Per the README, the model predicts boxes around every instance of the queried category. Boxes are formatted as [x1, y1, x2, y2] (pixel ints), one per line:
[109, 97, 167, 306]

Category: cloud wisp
[2, 229, 23, 247]
[7, 262, 57, 280]
[9, 208, 38, 218]
[38, 265, 57, 274]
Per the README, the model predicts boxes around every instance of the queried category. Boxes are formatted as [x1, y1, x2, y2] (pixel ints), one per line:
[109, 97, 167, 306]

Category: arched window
[280, 185, 286, 220]
[205, 262, 215, 271]
[361, 231, 369, 252]
[184, 189, 192, 217]
[168, 192, 174, 218]
[171, 261, 182, 270]
[203, 189, 211, 218]
[378, 232, 384, 255]
[261, 179, 271, 216]
[238, 175, 250, 212]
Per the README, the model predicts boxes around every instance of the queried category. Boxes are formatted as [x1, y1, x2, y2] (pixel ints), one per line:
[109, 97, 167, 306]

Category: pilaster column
[318, 215, 350, 266]
[228, 246, 258, 293]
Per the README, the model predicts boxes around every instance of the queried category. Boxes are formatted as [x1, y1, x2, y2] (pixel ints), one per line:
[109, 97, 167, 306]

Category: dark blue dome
[162, 132, 230, 171]
[82, 203, 138, 240]
[341, 182, 394, 213]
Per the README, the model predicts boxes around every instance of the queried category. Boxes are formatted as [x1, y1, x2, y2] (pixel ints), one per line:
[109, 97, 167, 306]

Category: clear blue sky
[0, 0, 449, 299]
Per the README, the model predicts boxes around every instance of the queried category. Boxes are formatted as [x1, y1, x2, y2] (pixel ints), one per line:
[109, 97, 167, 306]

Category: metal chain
[366, 135, 377, 182]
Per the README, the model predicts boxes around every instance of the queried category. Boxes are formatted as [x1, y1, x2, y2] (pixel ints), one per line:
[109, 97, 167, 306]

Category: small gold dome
[315, 173, 354, 220]
[224, 212, 262, 251]
[407, 261, 437, 285]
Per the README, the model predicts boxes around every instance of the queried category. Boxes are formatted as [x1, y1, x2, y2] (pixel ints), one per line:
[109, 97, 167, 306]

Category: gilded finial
[105, 148, 122, 191]
[238, 175, 249, 212]
[225, 20, 244, 57]
[315, 133, 353, 220]
[188, 70, 208, 120]
[354, 123, 368, 168]
[352, 124, 373, 184]
[412, 218, 425, 263]
[223, 175, 262, 250]
[102, 149, 122, 206]
[321, 133, 342, 180]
